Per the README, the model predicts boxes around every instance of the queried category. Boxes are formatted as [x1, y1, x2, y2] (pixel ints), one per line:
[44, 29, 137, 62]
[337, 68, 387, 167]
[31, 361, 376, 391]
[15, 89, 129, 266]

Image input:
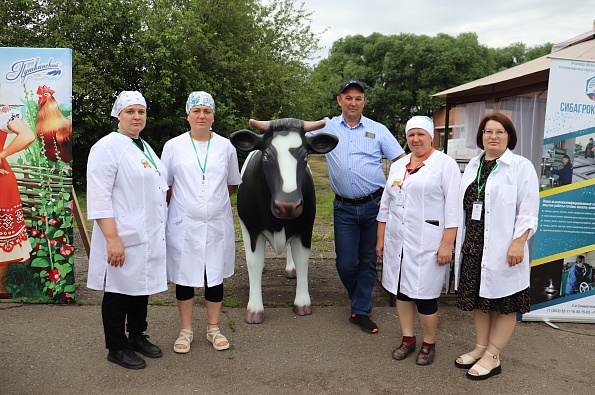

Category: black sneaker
[128, 334, 163, 358]
[107, 349, 146, 370]
[349, 314, 379, 334]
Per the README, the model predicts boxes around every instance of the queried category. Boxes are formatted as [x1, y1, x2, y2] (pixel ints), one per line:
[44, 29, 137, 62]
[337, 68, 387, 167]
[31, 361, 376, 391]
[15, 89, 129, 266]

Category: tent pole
[443, 103, 451, 155]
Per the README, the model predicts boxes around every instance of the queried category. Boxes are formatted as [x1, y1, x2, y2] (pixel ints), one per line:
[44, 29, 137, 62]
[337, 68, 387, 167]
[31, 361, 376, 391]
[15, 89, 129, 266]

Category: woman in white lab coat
[377, 116, 460, 366]
[453, 113, 538, 380]
[87, 91, 168, 370]
[161, 91, 242, 354]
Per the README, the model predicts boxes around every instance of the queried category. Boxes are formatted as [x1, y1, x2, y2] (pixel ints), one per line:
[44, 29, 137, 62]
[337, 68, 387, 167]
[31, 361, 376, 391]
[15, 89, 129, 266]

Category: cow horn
[303, 120, 326, 132]
[249, 119, 271, 132]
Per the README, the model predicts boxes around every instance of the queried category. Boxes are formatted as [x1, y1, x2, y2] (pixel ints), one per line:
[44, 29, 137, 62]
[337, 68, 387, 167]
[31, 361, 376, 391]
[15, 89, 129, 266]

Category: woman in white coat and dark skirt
[453, 113, 539, 380]
[161, 91, 242, 354]
[87, 91, 169, 369]
[376, 116, 460, 365]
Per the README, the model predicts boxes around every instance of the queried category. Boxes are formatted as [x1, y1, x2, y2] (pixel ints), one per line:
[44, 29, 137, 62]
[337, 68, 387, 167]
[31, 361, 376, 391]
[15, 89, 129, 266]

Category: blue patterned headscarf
[185, 91, 215, 115]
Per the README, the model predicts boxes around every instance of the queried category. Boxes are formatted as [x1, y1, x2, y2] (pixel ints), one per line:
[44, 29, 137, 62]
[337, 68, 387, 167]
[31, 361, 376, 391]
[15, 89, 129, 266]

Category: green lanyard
[189, 132, 211, 181]
[476, 156, 498, 198]
[118, 130, 160, 174]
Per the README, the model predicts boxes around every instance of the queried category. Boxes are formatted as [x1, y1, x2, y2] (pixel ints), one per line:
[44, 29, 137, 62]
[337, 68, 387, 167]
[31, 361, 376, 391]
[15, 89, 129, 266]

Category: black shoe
[107, 349, 146, 370]
[349, 314, 379, 334]
[128, 334, 163, 358]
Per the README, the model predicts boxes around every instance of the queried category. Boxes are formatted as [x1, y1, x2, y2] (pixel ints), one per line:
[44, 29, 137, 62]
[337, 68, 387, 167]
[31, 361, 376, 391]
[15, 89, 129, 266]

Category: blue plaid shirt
[308, 114, 404, 199]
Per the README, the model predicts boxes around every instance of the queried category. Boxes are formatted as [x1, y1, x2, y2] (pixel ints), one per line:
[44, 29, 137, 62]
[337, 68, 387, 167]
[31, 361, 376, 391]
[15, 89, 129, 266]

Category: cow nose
[272, 200, 303, 219]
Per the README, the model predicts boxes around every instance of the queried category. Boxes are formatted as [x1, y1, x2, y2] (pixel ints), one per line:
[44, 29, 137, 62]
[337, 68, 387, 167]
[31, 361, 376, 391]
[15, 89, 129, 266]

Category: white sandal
[455, 344, 487, 369]
[206, 326, 230, 351]
[173, 328, 193, 354]
[466, 350, 502, 380]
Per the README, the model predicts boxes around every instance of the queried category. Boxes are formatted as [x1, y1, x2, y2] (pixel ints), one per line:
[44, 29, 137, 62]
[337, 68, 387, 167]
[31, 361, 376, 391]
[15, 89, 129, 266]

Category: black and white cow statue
[230, 118, 338, 324]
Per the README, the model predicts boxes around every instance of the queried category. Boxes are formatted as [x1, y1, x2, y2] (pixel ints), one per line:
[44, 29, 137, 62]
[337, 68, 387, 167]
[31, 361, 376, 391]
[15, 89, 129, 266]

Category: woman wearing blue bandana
[161, 91, 242, 354]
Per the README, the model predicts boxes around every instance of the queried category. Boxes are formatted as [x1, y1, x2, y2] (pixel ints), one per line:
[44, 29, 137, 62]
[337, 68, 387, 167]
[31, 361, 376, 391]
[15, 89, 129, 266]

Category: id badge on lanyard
[472, 200, 483, 220]
[198, 179, 209, 196]
[473, 156, 498, 221]
[395, 188, 404, 206]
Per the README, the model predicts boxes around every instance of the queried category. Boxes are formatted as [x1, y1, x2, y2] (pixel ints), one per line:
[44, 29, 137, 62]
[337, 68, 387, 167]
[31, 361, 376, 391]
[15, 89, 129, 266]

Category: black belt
[335, 188, 383, 205]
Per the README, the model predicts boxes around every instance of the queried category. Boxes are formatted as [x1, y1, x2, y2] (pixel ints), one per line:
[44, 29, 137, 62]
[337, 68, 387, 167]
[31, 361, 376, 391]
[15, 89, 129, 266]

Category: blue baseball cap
[338, 80, 365, 95]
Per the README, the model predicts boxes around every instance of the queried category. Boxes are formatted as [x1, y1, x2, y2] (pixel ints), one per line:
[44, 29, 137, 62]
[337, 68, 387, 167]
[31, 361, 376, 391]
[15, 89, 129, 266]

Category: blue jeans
[333, 196, 380, 316]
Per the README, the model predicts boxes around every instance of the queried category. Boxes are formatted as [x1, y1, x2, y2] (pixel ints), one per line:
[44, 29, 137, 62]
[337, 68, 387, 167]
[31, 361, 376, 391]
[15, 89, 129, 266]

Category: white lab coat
[161, 132, 242, 287]
[87, 132, 168, 295]
[454, 149, 539, 299]
[378, 150, 460, 299]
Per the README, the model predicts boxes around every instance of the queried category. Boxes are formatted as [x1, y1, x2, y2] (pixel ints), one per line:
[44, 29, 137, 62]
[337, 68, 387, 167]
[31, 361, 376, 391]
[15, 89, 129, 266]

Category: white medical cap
[111, 91, 146, 117]
[405, 116, 434, 138]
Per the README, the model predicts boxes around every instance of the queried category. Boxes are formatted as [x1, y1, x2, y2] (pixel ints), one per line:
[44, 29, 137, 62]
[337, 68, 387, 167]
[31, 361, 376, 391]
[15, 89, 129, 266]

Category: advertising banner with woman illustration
[0, 47, 74, 303]
[522, 57, 595, 323]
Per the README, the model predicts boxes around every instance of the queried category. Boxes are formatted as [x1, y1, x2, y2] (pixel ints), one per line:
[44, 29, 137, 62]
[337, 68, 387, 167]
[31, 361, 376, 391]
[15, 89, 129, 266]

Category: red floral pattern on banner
[0, 204, 29, 254]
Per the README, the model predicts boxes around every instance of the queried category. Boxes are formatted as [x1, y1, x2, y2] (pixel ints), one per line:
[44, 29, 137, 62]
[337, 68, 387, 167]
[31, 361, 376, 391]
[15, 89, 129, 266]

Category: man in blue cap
[308, 80, 405, 333]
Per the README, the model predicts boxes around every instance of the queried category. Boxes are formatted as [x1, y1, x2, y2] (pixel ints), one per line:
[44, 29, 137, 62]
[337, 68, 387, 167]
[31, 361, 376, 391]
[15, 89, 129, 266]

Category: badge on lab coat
[395, 189, 404, 206]
[199, 179, 208, 196]
[472, 201, 483, 220]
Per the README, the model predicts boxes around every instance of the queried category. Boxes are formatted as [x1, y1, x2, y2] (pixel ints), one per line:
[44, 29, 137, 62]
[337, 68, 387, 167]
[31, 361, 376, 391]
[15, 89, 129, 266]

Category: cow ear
[230, 130, 263, 152]
[306, 133, 339, 154]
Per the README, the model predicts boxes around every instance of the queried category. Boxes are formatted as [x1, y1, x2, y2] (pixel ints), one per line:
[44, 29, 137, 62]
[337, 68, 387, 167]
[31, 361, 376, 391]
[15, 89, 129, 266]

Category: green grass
[75, 190, 93, 231]
[309, 155, 334, 219]
[311, 231, 333, 243]
[312, 244, 331, 253]
[227, 318, 237, 333]
[223, 289, 242, 308]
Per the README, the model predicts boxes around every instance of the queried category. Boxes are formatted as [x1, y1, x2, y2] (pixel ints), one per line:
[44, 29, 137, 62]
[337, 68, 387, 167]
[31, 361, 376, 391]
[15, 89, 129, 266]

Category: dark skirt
[456, 253, 531, 314]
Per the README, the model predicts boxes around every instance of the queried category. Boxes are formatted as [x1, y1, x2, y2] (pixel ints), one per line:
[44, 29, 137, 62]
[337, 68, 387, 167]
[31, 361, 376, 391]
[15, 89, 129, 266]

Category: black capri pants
[396, 291, 438, 315]
[176, 272, 223, 302]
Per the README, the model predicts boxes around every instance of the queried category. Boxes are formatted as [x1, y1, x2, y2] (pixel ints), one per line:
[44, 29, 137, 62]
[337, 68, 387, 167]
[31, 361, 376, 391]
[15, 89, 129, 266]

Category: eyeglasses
[482, 129, 507, 137]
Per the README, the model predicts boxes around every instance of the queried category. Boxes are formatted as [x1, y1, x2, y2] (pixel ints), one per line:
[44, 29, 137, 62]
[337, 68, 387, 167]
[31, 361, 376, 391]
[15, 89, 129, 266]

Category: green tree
[311, 32, 492, 139]
[1, 0, 149, 184]
[310, 32, 551, 141]
[489, 42, 553, 71]
[1, 0, 322, 186]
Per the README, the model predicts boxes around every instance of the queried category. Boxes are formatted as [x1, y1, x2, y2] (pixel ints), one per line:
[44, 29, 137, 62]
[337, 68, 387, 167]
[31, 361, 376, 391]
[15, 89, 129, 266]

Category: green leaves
[1, 0, 323, 185]
[310, 32, 553, 143]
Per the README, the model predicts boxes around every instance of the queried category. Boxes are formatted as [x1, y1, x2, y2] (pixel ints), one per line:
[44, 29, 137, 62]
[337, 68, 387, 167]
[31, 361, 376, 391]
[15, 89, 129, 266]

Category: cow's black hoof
[285, 269, 296, 279]
[293, 305, 313, 316]
[245, 310, 265, 324]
